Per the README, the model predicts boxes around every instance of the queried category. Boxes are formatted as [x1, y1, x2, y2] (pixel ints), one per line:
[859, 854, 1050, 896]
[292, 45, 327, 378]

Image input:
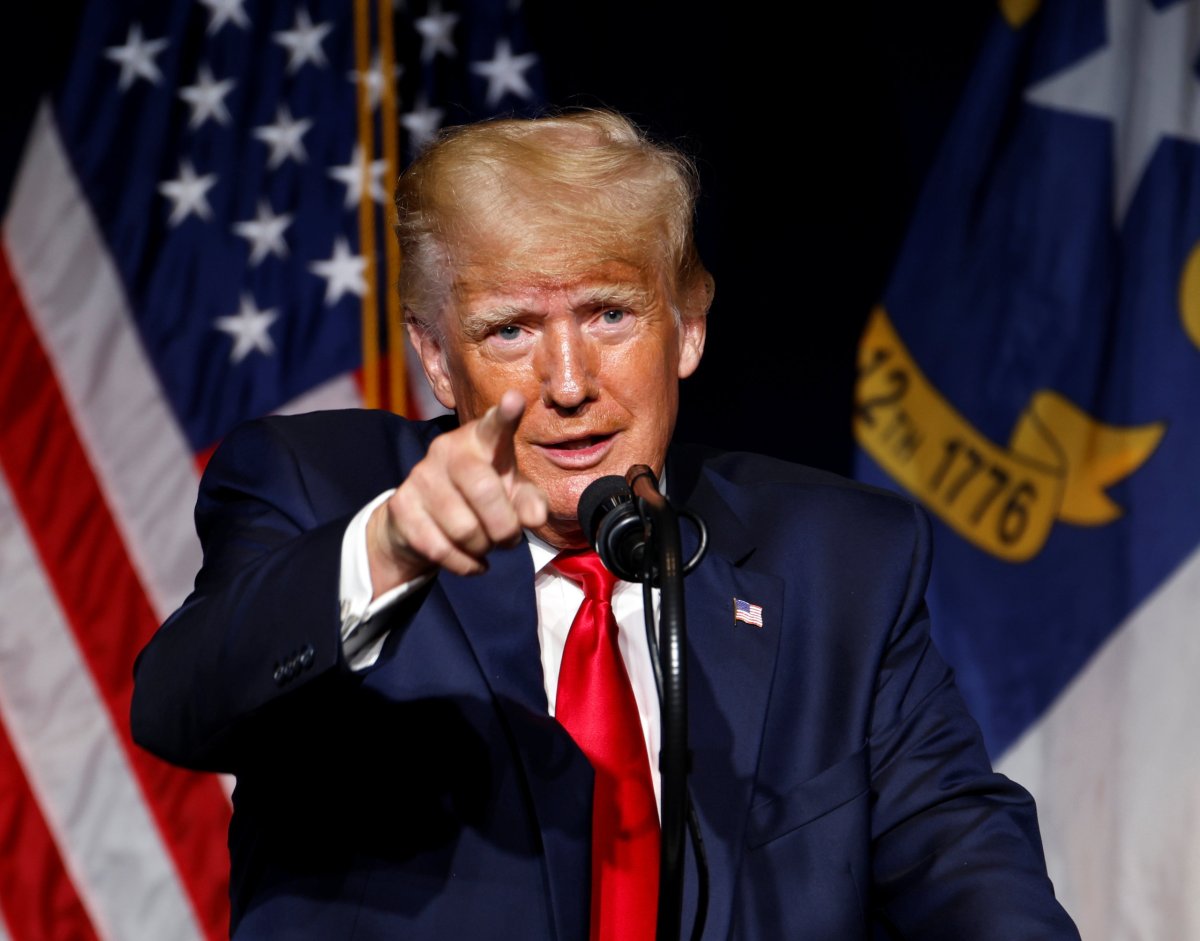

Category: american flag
[732, 598, 763, 627]
[0, 1, 541, 938]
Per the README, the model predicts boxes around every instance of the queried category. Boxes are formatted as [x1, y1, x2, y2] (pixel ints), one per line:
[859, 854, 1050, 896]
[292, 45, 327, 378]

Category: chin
[545, 491, 585, 526]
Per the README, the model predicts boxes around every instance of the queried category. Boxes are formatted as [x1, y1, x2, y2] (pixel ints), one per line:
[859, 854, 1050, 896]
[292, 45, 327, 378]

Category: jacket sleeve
[130, 417, 377, 772]
[865, 503, 1079, 939]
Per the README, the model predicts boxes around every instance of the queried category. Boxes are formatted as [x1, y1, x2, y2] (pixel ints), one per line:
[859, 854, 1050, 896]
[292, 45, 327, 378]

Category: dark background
[528, 2, 995, 472]
[2, 2, 995, 474]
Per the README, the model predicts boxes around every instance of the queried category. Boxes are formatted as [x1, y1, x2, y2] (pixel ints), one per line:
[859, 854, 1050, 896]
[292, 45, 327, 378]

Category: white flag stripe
[273, 371, 362, 415]
[2, 103, 201, 623]
[0, 469, 205, 941]
[999, 542, 1200, 941]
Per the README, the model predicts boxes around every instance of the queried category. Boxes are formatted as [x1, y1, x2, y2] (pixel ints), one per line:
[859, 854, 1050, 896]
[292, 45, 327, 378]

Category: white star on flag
[233, 201, 292, 265]
[0, 1, 552, 936]
[104, 22, 169, 91]
[214, 294, 278, 363]
[470, 38, 537, 107]
[198, 0, 250, 35]
[348, 52, 403, 111]
[401, 96, 445, 151]
[158, 159, 218, 226]
[415, 4, 459, 62]
[1026, 0, 1200, 224]
[327, 144, 388, 209]
[254, 105, 313, 169]
[178, 65, 235, 129]
[309, 237, 368, 305]
[273, 7, 333, 74]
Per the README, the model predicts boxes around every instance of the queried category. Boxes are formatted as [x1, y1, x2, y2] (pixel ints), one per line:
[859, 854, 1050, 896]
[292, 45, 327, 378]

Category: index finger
[473, 389, 525, 467]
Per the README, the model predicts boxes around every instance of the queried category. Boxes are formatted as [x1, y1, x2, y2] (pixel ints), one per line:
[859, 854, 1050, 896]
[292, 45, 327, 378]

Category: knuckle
[482, 513, 521, 546]
[426, 433, 454, 457]
[429, 546, 454, 567]
[399, 516, 437, 559]
[462, 470, 503, 506]
[441, 507, 482, 545]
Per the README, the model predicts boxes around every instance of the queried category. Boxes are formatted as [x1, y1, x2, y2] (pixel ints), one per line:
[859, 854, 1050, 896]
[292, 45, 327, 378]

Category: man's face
[412, 257, 706, 547]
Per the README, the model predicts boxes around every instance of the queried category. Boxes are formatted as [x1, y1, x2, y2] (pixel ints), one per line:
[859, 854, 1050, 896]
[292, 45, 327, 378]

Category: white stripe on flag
[999, 542, 1200, 941]
[273, 372, 362, 416]
[0, 469, 204, 941]
[2, 103, 201, 622]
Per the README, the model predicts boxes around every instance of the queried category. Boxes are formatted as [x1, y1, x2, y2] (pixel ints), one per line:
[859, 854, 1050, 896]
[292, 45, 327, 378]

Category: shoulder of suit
[683, 445, 926, 534]
[218, 409, 454, 455]
[252, 408, 454, 441]
[204, 410, 459, 488]
[689, 445, 912, 500]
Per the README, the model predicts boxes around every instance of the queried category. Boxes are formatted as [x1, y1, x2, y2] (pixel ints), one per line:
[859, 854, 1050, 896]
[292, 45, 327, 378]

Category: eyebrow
[571, 282, 654, 311]
[459, 306, 525, 342]
[458, 281, 658, 342]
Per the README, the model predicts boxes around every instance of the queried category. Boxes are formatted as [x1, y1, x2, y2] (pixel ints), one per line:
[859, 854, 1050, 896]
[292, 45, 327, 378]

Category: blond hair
[394, 109, 714, 326]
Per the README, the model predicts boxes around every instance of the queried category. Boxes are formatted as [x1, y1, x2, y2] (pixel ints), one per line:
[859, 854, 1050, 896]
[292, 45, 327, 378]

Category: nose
[536, 320, 597, 412]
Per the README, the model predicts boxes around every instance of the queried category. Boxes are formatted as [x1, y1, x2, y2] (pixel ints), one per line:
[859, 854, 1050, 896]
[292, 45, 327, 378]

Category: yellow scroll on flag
[854, 307, 1164, 562]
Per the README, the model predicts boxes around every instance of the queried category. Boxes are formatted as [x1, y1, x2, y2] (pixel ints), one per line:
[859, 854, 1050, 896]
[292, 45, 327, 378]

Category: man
[131, 110, 1078, 939]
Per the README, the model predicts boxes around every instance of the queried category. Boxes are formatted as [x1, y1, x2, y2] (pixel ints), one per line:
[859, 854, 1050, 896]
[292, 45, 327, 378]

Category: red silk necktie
[553, 550, 659, 941]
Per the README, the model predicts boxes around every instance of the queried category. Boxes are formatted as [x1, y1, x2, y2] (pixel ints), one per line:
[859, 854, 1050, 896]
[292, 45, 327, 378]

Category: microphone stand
[626, 465, 688, 941]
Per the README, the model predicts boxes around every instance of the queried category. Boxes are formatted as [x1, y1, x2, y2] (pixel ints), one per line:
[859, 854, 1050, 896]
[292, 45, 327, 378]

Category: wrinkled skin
[366, 257, 705, 596]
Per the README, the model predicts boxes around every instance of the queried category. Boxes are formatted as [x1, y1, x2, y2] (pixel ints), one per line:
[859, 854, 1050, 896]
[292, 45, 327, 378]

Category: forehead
[450, 255, 667, 313]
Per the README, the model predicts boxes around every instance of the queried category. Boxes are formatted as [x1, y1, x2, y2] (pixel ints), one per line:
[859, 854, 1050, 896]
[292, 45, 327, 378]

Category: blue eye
[494, 324, 522, 341]
[601, 309, 625, 324]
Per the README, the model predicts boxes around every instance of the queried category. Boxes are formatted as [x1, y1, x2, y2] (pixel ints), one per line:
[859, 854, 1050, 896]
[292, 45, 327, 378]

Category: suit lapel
[425, 448, 783, 940]
[437, 542, 593, 941]
[673, 457, 783, 939]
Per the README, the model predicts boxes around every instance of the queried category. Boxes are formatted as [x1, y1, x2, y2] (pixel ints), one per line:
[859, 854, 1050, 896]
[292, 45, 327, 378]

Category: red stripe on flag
[0, 248, 231, 939]
[195, 441, 219, 476]
[0, 710, 101, 941]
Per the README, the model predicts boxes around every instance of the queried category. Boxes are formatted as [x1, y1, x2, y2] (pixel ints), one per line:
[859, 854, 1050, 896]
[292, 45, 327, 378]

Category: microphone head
[577, 475, 646, 581]
[577, 475, 632, 549]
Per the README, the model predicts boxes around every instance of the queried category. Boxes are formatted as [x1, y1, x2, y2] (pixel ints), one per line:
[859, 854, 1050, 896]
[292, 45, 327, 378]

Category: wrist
[367, 503, 432, 599]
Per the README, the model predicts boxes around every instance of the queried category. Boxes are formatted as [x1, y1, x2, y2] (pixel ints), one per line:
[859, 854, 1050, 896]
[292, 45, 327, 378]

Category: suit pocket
[745, 745, 869, 848]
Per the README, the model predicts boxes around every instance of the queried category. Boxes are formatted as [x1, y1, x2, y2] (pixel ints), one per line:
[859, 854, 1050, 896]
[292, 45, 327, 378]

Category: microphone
[579, 468, 711, 940]
[577, 475, 646, 581]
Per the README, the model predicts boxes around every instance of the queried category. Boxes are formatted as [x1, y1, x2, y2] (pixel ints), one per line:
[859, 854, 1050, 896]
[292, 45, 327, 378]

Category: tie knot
[552, 549, 618, 602]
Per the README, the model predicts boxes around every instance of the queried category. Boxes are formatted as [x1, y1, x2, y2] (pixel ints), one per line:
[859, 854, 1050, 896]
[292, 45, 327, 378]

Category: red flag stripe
[0, 461, 197, 941]
[0, 710, 100, 941]
[0, 249, 230, 940]
[2, 105, 202, 622]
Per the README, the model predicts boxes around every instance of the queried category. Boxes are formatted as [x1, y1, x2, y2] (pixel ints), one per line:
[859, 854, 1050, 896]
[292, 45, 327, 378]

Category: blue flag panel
[52, 0, 543, 451]
[855, 0, 1200, 755]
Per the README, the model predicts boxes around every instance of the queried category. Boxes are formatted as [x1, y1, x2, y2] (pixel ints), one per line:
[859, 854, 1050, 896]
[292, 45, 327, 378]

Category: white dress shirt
[338, 491, 663, 808]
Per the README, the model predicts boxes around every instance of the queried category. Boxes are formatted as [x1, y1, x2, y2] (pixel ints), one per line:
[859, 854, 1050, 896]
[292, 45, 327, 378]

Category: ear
[406, 316, 457, 410]
[677, 312, 707, 379]
[675, 270, 712, 379]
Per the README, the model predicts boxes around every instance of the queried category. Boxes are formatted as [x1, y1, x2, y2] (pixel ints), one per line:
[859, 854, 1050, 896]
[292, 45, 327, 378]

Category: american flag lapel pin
[733, 598, 764, 628]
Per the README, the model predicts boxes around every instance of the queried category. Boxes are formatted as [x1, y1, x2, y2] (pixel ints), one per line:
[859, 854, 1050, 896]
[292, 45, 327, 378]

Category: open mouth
[553, 434, 610, 451]
[534, 432, 617, 466]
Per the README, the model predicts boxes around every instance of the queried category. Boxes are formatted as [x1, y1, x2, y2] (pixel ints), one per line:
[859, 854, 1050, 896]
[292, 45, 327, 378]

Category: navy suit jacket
[131, 409, 1078, 940]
